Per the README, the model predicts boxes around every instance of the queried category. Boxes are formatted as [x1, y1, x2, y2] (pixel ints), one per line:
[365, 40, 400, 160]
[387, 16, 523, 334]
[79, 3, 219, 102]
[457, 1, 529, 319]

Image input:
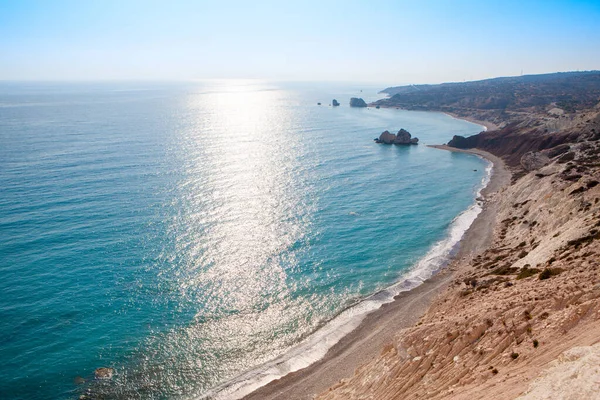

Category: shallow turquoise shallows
[0, 81, 487, 399]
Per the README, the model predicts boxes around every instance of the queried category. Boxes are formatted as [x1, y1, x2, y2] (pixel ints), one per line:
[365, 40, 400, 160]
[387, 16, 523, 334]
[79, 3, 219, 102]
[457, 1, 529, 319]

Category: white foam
[204, 158, 494, 400]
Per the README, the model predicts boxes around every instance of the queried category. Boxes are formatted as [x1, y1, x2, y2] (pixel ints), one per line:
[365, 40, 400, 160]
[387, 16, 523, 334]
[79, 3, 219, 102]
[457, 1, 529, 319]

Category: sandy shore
[442, 112, 500, 132]
[370, 103, 499, 132]
[242, 147, 510, 400]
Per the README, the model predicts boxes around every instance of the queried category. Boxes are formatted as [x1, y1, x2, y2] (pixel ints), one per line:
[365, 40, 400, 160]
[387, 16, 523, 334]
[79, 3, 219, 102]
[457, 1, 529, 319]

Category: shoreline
[370, 103, 499, 132]
[441, 111, 499, 132]
[241, 146, 510, 400]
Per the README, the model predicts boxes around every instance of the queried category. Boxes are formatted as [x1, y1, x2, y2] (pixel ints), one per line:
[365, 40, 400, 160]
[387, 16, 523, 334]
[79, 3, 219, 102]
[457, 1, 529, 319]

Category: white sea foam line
[204, 157, 494, 400]
[443, 112, 488, 132]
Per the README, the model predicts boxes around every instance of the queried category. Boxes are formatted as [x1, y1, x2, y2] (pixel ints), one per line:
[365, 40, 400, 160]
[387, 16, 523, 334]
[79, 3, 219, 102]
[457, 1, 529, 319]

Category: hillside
[377, 71, 600, 113]
[316, 74, 600, 399]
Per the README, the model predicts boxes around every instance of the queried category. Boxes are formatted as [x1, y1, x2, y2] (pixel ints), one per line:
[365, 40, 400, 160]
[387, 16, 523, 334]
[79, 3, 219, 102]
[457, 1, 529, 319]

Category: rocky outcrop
[349, 98, 367, 107]
[520, 151, 550, 171]
[395, 128, 411, 143]
[447, 127, 581, 168]
[375, 129, 419, 145]
[332, 99, 340, 107]
[395, 128, 419, 144]
[377, 130, 396, 144]
[94, 367, 114, 380]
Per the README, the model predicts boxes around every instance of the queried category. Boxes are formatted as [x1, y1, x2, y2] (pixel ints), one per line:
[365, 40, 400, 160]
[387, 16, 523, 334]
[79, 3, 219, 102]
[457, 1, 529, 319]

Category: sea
[0, 80, 489, 399]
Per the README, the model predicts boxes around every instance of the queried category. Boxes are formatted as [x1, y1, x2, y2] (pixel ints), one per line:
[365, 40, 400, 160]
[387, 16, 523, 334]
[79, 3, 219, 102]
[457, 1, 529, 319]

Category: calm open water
[0, 80, 487, 399]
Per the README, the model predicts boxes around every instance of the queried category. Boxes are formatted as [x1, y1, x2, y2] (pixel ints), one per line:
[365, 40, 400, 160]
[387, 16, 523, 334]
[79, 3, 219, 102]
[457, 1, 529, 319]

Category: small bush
[518, 250, 529, 259]
[510, 352, 519, 360]
[490, 265, 518, 276]
[557, 152, 575, 163]
[492, 368, 498, 374]
[517, 266, 540, 280]
[539, 268, 563, 280]
[533, 339, 539, 348]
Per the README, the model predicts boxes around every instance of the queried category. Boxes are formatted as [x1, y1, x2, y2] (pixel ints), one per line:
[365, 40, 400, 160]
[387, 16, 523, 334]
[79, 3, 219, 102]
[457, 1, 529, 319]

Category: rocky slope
[447, 108, 600, 171]
[318, 107, 600, 399]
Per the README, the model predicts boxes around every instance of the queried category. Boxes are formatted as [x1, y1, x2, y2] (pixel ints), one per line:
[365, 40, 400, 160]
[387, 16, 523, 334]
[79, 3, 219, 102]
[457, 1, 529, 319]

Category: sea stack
[349, 97, 367, 107]
[332, 99, 340, 107]
[375, 129, 419, 145]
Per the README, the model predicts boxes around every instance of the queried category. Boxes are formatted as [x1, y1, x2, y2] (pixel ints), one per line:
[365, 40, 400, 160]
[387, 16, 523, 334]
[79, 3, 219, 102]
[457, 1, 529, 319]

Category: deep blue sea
[0, 80, 488, 399]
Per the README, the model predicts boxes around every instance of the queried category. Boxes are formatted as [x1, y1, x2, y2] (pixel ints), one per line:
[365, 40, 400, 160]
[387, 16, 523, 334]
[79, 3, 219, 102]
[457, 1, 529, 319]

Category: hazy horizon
[1, 0, 599, 85]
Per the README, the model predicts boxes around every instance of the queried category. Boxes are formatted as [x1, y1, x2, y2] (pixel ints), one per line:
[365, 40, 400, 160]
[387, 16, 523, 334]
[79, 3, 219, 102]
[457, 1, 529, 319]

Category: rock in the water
[317, 102, 321, 105]
[377, 130, 396, 144]
[73, 376, 86, 385]
[394, 128, 412, 144]
[521, 151, 551, 171]
[375, 128, 419, 145]
[349, 97, 367, 107]
[94, 367, 115, 380]
[332, 99, 340, 107]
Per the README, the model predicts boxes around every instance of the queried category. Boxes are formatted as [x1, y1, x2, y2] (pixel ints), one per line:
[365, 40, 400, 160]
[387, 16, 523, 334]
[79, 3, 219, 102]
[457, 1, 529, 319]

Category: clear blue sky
[1, 0, 599, 84]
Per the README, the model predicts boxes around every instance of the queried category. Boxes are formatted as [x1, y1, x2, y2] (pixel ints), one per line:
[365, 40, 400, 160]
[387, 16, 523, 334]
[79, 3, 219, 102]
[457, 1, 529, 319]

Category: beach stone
[94, 367, 115, 380]
[520, 151, 550, 171]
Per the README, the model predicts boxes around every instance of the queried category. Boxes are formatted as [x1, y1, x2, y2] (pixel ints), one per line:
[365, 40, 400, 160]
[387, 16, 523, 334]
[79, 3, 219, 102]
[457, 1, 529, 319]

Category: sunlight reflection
[177, 79, 308, 313]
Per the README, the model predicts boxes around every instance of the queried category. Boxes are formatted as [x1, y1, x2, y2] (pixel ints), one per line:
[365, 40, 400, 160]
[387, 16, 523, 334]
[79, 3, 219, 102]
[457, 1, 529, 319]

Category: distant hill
[376, 71, 600, 113]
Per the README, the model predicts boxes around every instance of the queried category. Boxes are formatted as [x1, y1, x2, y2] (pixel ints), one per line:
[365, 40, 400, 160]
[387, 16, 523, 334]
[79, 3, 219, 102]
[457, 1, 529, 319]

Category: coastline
[241, 146, 510, 400]
[370, 103, 499, 132]
[441, 111, 499, 132]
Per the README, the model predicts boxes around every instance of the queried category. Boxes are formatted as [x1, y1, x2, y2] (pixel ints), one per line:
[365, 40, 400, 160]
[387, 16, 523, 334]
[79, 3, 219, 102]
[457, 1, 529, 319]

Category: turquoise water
[0, 81, 487, 399]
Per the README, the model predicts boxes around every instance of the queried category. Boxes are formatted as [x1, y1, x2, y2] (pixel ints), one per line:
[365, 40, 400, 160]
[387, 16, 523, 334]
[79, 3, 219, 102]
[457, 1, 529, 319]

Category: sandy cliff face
[318, 115, 600, 400]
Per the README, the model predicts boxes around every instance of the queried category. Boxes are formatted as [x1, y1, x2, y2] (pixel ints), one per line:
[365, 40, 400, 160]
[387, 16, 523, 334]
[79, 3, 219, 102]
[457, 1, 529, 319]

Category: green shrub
[490, 265, 518, 275]
[517, 266, 540, 280]
[539, 268, 563, 280]
[518, 250, 529, 258]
